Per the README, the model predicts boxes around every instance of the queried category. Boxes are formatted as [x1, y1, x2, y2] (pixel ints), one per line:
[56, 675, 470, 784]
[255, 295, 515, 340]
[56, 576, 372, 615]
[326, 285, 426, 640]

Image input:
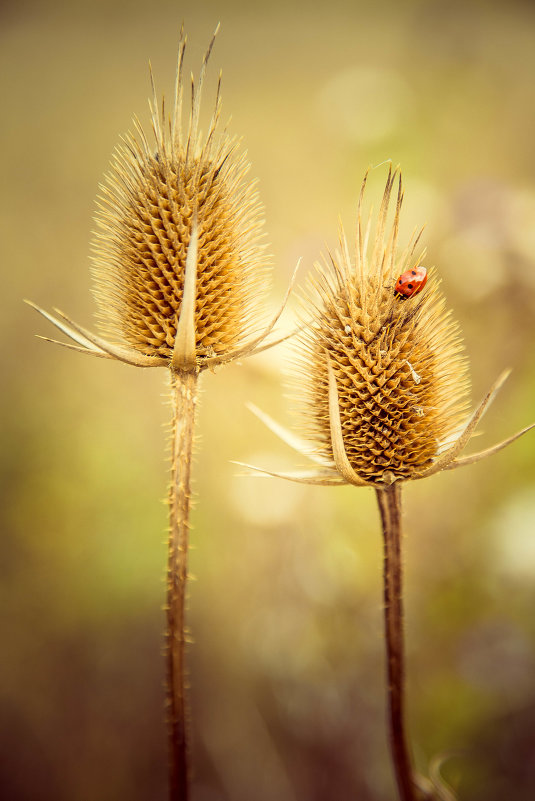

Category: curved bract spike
[416, 369, 512, 478]
[194, 25, 219, 137]
[232, 461, 347, 486]
[445, 421, 535, 471]
[51, 309, 167, 367]
[26, 301, 167, 367]
[26, 300, 103, 352]
[247, 403, 332, 466]
[241, 326, 302, 360]
[172, 213, 198, 372]
[203, 258, 302, 369]
[327, 359, 371, 487]
[35, 335, 114, 359]
[171, 31, 187, 150]
[148, 61, 165, 156]
[427, 753, 461, 801]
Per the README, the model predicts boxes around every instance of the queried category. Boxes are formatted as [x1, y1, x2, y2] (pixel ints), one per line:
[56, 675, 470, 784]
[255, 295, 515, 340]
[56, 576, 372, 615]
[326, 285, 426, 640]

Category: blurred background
[2, 0, 535, 799]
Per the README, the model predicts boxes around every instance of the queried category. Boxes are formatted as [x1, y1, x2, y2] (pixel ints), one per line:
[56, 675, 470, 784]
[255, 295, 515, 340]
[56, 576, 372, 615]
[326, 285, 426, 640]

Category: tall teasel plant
[27, 29, 296, 801]
[244, 167, 535, 801]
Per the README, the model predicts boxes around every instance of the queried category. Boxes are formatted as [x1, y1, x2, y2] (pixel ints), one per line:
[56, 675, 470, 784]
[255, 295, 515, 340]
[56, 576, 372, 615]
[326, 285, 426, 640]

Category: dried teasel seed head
[90, 30, 269, 367]
[292, 167, 471, 485]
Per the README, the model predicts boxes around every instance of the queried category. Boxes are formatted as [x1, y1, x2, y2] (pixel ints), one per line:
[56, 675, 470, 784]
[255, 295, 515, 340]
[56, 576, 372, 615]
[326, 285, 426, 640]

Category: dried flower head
[296, 169, 470, 485]
[244, 167, 534, 487]
[28, 28, 294, 372]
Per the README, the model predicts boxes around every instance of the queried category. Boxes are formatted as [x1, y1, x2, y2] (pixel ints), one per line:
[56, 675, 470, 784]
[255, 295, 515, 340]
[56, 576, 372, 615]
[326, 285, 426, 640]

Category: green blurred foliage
[2, 0, 535, 799]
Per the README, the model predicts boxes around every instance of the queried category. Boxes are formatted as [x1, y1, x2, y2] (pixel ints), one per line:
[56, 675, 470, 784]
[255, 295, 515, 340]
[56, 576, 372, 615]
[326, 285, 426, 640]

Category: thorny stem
[167, 368, 199, 801]
[376, 484, 418, 801]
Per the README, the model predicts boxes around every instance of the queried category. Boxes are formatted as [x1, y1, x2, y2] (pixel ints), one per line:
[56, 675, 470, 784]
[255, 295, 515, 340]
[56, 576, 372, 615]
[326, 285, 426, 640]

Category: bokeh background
[2, 0, 535, 799]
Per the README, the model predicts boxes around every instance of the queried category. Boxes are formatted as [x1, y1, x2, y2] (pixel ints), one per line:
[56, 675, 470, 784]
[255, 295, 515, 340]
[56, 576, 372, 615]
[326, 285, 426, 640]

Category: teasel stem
[376, 483, 418, 801]
[167, 367, 199, 801]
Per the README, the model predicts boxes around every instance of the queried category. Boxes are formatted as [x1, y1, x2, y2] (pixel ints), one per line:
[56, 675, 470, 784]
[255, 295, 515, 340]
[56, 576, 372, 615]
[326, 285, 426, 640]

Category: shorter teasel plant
[243, 166, 535, 801]
[27, 28, 297, 801]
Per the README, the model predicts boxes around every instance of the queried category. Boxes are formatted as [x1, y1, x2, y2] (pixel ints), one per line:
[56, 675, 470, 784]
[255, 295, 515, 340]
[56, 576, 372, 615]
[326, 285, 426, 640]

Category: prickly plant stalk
[377, 483, 416, 801]
[167, 370, 197, 799]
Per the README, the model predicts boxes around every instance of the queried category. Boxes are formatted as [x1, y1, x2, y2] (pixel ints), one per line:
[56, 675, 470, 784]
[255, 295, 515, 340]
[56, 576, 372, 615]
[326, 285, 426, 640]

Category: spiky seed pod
[240, 168, 532, 490]
[93, 153, 265, 361]
[90, 36, 269, 367]
[28, 30, 289, 373]
[293, 168, 471, 485]
[24, 31, 272, 378]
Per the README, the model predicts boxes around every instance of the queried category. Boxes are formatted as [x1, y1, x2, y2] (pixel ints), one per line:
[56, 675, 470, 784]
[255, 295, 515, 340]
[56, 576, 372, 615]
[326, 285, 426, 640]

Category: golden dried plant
[27, 28, 295, 801]
[244, 166, 534, 801]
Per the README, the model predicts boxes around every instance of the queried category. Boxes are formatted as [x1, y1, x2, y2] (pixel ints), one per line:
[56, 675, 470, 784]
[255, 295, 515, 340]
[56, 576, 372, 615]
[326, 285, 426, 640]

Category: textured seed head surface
[91, 38, 269, 363]
[293, 169, 471, 485]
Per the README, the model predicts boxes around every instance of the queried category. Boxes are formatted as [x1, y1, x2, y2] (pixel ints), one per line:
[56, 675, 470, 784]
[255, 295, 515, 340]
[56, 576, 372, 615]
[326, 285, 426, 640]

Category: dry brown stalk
[167, 369, 198, 798]
[376, 483, 416, 801]
[27, 28, 296, 801]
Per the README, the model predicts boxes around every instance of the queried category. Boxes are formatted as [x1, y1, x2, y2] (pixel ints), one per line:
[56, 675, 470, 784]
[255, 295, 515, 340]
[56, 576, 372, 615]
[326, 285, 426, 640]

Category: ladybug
[394, 266, 428, 298]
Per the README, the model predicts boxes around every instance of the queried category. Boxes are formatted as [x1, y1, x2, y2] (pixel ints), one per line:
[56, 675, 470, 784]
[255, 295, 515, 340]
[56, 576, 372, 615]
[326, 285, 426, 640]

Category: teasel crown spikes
[241, 166, 535, 486]
[27, 26, 297, 374]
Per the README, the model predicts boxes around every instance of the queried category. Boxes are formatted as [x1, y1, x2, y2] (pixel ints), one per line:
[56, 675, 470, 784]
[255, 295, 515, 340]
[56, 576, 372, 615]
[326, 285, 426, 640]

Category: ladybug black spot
[407, 283, 413, 289]
[411, 270, 416, 275]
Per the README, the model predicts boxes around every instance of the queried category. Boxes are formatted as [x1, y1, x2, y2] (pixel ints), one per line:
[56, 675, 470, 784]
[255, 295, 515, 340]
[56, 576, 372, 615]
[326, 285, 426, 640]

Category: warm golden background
[2, 1, 535, 799]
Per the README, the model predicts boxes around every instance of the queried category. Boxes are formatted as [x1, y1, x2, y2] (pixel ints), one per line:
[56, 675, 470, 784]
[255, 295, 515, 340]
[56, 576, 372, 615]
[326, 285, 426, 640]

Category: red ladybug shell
[394, 266, 428, 298]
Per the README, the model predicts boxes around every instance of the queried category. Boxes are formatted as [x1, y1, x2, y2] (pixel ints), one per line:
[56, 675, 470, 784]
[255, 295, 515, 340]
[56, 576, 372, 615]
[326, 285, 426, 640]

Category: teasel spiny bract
[27, 28, 296, 801]
[243, 166, 535, 801]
